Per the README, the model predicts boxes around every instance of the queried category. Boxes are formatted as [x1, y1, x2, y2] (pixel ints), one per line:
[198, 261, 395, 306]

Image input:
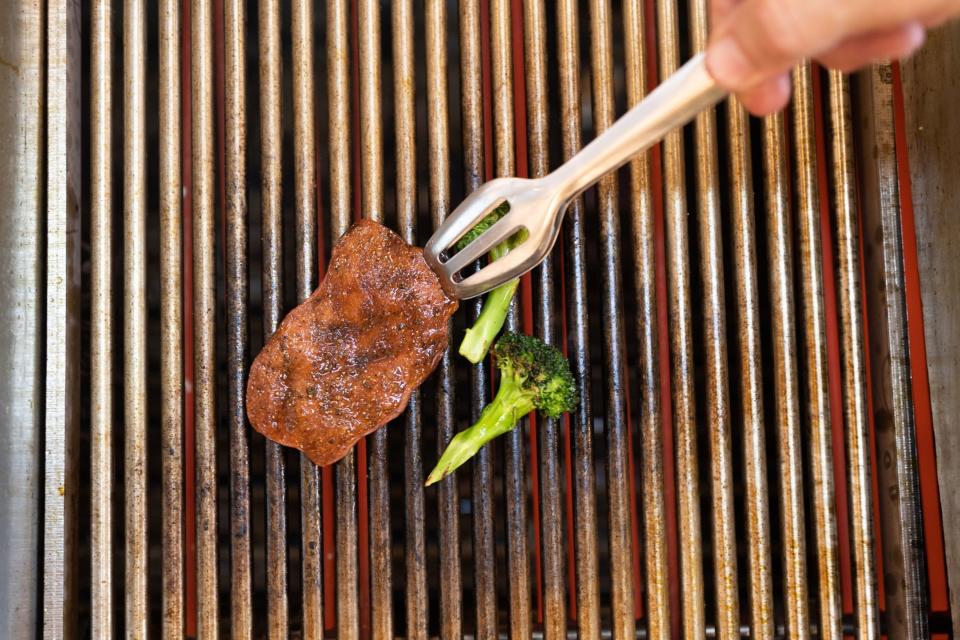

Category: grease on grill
[246, 219, 459, 466]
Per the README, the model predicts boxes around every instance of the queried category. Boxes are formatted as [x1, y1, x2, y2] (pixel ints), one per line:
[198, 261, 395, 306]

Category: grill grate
[62, 0, 950, 638]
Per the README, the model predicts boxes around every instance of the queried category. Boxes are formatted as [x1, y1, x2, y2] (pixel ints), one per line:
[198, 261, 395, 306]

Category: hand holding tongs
[424, 53, 726, 300]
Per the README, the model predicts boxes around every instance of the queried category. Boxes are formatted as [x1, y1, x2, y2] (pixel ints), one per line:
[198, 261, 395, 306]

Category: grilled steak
[246, 219, 458, 466]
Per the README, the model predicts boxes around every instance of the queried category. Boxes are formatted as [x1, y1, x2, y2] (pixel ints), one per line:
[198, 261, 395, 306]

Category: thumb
[706, 0, 854, 90]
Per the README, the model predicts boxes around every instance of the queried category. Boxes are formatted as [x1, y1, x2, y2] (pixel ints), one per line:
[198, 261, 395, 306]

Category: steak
[246, 219, 459, 466]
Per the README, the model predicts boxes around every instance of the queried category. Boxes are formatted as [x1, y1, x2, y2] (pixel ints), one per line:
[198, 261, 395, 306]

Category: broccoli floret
[492, 332, 579, 418]
[456, 202, 527, 363]
[455, 201, 510, 251]
[426, 332, 578, 486]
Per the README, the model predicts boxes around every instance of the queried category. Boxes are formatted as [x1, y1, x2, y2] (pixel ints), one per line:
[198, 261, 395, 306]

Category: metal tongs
[424, 53, 726, 300]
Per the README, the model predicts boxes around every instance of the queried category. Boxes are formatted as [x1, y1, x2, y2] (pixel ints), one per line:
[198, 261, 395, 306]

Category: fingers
[922, 2, 960, 28]
[705, 0, 950, 92]
[818, 22, 927, 72]
[723, 22, 926, 117]
[738, 73, 792, 116]
[710, 0, 741, 27]
[706, 0, 856, 90]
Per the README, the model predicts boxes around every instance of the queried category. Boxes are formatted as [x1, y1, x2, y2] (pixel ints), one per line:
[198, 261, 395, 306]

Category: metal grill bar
[358, 0, 384, 219]
[588, 0, 637, 633]
[357, 0, 394, 634]
[224, 0, 252, 636]
[60, 3, 953, 637]
[826, 70, 880, 640]
[489, 0, 533, 635]
[290, 0, 323, 635]
[326, 0, 360, 635]
[0, 1, 44, 636]
[391, 1, 429, 636]
[856, 63, 929, 640]
[656, 0, 706, 635]
[688, 2, 740, 637]
[490, 0, 515, 183]
[326, 0, 350, 242]
[160, 0, 186, 636]
[123, 0, 149, 634]
[327, 0, 352, 242]
[191, 0, 220, 633]
[257, 0, 288, 635]
[791, 62, 843, 640]
[458, 0, 498, 634]
[425, 3, 463, 637]
[726, 96, 775, 640]
[522, 0, 567, 634]
[468, 622, 866, 639]
[43, 1, 81, 636]
[89, 1, 114, 635]
[762, 111, 810, 638]
[556, 0, 601, 633]
[622, 1, 670, 637]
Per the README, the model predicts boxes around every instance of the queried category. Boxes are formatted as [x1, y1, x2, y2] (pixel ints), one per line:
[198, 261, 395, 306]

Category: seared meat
[246, 219, 458, 466]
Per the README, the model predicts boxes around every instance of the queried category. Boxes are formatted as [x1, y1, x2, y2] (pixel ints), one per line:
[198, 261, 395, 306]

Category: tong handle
[546, 53, 726, 200]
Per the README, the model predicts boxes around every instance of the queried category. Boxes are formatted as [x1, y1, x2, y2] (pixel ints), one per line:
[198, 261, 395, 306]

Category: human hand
[705, 0, 960, 115]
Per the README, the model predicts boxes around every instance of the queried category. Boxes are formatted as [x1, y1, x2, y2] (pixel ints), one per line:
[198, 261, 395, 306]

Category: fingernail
[706, 37, 752, 88]
[903, 21, 927, 54]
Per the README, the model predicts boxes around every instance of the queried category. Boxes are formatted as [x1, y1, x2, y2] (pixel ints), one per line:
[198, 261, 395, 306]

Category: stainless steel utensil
[424, 52, 725, 299]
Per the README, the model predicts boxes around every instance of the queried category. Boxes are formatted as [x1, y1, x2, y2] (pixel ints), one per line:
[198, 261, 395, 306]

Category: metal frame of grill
[0, 0, 956, 638]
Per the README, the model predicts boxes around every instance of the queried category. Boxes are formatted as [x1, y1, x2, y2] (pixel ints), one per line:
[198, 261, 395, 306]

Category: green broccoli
[426, 332, 578, 486]
[456, 202, 527, 363]
[455, 201, 510, 249]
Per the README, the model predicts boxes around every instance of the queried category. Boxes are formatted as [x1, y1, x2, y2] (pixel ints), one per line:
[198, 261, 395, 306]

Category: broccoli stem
[458, 241, 517, 364]
[425, 374, 534, 486]
[458, 277, 519, 363]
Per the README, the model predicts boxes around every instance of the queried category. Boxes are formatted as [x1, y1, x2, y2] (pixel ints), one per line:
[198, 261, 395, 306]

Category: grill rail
[0, 0, 953, 637]
[827, 71, 880, 640]
[89, 1, 115, 635]
[857, 64, 930, 639]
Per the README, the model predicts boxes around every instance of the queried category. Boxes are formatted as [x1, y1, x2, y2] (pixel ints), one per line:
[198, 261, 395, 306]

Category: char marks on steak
[246, 219, 458, 466]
